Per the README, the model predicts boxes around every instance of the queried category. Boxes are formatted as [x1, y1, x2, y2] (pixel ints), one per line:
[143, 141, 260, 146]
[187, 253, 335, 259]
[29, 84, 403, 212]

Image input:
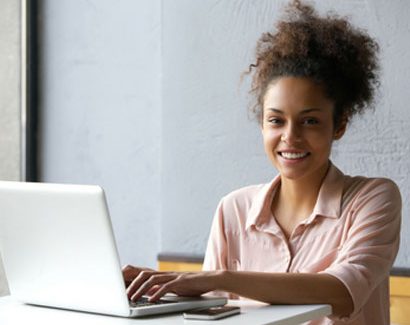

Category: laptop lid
[0, 180, 144, 317]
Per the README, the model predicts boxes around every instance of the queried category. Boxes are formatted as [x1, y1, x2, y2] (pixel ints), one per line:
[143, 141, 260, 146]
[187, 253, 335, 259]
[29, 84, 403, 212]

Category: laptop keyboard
[129, 296, 176, 308]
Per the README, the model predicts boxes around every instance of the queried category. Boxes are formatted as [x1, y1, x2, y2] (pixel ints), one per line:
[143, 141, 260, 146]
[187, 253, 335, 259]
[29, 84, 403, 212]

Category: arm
[320, 178, 401, 319]
[217, 271, 353, 317]
[125, 269, 352, 317]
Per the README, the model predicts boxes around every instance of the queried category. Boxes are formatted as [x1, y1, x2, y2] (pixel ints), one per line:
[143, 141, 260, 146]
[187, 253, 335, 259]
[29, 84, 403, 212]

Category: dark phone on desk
[183, 305, 240, 320]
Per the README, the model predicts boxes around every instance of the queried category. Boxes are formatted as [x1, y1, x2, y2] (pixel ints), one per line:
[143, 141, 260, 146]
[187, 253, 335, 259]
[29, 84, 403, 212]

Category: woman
[123, 1, 401, 323]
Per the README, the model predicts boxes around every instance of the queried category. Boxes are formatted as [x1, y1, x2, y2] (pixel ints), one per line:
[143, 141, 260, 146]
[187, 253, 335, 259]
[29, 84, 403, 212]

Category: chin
[277, 162, 329, 183]
[279, 171, 308, 181]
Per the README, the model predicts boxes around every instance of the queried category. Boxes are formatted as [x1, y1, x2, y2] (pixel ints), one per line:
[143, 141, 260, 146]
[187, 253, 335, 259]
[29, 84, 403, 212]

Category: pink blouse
[203, 163, 401, 325]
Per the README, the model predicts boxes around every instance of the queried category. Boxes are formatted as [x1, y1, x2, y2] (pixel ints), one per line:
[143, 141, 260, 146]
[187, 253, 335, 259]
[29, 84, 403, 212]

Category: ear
[333, 117, 347, 140]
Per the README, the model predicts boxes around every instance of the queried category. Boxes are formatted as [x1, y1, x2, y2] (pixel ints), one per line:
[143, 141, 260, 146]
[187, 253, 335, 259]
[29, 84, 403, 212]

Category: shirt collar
[245, 174, 280, 231]
[245, 161, 345, 231]
[309, 162, 345, 220]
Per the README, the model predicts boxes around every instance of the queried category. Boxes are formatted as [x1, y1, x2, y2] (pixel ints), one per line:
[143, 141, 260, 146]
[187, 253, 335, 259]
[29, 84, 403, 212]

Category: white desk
[0, 296, 331, 325]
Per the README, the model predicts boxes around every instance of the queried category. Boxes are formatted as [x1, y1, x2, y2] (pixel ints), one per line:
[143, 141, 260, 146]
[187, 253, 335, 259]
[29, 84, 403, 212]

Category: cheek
[262, 129, 281, 149]
[308, 132, 334, 152]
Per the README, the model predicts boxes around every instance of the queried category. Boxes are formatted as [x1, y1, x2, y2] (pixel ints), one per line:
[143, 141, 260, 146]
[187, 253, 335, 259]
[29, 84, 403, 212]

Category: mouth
[278, 151, 310, 160]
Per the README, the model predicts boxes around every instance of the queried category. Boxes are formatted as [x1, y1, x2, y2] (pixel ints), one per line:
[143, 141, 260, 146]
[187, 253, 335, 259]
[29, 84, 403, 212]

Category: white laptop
[0, 180, 226, 317]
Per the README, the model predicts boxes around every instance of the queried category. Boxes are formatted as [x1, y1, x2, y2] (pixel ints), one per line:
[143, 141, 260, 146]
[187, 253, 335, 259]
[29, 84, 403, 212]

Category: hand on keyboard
[122, 265, 221, 304]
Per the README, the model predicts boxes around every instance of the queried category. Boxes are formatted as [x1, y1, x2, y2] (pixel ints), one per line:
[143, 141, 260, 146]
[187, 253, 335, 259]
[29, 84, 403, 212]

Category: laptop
[0, 180, 226, 317]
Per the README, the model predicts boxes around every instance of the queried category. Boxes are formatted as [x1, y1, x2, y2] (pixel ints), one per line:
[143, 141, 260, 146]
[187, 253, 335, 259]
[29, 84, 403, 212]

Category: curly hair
[248, 0, 380, 128]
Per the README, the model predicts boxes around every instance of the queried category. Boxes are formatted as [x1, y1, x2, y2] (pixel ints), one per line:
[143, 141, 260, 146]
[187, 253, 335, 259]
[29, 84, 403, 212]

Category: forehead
[263, 77, 334, 113]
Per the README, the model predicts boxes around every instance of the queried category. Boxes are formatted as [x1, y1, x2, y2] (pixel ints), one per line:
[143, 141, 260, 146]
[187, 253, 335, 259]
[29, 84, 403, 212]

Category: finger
[130, 274, 176, 301]
[148, 280, 178, 301]
[126, 271, 159, 298]
[122, 264, 140, 275]
[130, 274, 177, 301]
[122, 265, 156, 279]
[146, 285, 161, 296]
[122, 265, 140, 283]
[121, 265, 135, 286]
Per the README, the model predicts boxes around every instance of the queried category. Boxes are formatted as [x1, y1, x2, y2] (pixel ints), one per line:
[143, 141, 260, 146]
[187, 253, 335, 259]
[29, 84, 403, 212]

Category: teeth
[280, 152, 308, 159]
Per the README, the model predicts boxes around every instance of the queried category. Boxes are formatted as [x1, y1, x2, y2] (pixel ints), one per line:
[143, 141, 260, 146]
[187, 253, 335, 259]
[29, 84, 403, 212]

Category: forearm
[215, 271, 353, 317]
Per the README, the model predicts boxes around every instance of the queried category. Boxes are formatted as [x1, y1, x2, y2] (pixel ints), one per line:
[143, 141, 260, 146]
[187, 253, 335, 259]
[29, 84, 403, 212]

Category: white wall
[40, 0, 410, 268]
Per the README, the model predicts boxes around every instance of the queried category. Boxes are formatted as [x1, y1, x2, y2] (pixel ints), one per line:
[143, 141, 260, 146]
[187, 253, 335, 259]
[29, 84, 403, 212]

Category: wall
[39, 0, 162, 268]
[0, 0, 21, 296]
[39, 0, 410, 268]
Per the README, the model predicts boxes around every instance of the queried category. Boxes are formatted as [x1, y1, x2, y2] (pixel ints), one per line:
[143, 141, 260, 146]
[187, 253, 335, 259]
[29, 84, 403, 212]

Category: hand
[125, 269, 222, 302]
[122, 264, 155, 287]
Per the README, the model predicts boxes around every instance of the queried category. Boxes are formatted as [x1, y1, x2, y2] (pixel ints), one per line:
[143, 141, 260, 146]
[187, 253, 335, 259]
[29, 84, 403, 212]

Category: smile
[279, 151, 310, 160]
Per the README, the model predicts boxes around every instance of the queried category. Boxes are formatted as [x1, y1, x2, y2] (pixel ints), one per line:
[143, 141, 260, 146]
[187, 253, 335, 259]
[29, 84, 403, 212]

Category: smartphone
[183, 305, 240, 320]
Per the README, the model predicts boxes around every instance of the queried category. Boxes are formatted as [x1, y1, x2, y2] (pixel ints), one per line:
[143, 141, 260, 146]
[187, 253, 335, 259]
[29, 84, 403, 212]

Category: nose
[281, 122, 302, 144]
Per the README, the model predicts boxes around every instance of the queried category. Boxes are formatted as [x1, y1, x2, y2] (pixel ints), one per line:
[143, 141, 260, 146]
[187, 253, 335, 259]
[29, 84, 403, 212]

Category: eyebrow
[266, 108, 323, 114]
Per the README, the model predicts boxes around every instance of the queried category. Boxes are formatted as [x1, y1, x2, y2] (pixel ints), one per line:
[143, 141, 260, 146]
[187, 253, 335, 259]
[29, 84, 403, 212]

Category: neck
[276, 161, 330, 217]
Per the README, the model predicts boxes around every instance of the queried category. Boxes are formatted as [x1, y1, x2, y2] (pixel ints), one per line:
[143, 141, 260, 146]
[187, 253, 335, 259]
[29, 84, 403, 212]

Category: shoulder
[214, 181, 273, 226]
[344, 175, 401, 203]
[342, 175, 402, 218]
[222, 183, 266, 202]
[219, 183, 268, 211]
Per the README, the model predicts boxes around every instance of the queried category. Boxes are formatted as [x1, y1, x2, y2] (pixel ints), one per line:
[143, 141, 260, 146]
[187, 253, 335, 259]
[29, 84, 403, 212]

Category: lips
[278, 151, 310, 160]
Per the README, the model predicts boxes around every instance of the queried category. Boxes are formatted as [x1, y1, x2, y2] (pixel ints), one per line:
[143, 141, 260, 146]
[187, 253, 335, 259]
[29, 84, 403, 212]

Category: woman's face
[261, 77, 345, 182]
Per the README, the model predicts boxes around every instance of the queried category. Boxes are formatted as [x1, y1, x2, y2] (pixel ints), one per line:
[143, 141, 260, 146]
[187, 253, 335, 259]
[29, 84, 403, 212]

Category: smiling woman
[261, 77, 344, 238]
[123, 1, 402, 324]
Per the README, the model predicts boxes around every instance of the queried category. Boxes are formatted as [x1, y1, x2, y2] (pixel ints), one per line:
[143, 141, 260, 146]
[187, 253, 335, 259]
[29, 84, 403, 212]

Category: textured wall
[39, 0, 162, 268]
[0, 0, 20, 296]
[161, 0, 410, 267]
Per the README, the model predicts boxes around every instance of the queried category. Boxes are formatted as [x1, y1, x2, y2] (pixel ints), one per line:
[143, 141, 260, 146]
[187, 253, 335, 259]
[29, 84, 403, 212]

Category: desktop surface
[0, 296, 331, 325]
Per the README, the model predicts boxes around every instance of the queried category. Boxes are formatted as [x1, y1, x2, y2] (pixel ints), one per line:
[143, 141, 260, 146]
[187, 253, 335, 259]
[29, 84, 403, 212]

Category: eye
[302, 117, 319, 125]
[267, 117, 284, 125]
